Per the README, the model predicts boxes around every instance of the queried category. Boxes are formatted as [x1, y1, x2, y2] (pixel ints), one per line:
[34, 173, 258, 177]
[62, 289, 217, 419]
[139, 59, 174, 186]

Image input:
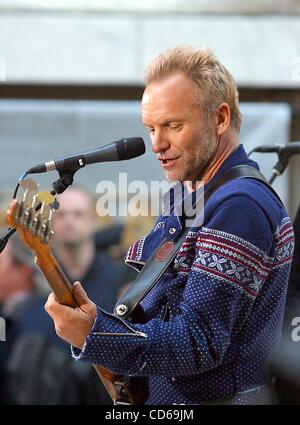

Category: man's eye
[148, 128, 155, 134]
[170, 124, 182, 131]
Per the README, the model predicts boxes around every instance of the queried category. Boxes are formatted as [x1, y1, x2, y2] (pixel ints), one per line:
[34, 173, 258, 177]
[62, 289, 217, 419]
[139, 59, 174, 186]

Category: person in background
[52, 186, 132, 310]
[0, 235, 47, 319]
[0, 235, 52, 404]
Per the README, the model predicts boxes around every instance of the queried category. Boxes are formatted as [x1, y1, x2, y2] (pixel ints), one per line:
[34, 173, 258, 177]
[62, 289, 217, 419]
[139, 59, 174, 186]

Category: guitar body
[6, 186, 147, 405]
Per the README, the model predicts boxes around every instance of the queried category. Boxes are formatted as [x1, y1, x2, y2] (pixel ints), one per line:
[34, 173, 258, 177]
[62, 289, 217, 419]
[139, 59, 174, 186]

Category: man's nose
[151, 130, 170, 154]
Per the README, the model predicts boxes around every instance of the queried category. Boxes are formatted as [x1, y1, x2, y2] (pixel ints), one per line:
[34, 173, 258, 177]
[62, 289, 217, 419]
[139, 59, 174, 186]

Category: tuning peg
[37, 191, 55, 206]
[20, 178, 38, 193]
[39, 216, 53, 244]
[31, 214, 41, 236]
[20, 178, 39, 205]
[31, 193, 39, 209]
[40, 204, 51, 220]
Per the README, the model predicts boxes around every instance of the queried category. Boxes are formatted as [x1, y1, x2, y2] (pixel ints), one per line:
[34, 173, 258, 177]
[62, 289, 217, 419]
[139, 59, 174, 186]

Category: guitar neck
[34, 249, 75, 307]
[34, 247, 120, 402]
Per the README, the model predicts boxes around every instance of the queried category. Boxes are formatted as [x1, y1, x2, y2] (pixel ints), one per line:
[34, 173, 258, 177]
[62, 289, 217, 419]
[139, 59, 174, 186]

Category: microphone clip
[52, 168, 77, 194]
[270, 151, 291, 184]
[0, 166, 78, 255]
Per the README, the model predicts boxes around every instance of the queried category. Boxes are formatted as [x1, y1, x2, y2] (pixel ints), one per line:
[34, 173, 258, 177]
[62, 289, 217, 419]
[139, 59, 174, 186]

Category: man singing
[45, 46, 294, 405]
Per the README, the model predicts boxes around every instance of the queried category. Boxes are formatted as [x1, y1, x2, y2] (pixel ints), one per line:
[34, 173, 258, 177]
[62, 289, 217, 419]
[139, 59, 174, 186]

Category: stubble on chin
[163, 128, 216, 183]
[164, 155, 206, 184]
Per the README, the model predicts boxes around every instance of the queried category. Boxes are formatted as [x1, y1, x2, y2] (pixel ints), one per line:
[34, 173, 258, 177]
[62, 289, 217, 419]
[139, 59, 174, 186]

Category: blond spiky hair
[145, 45, 242, 133]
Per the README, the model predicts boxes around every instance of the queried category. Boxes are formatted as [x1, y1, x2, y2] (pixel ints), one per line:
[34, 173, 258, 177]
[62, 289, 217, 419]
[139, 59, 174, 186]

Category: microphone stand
[269, 153, 291, 185]
[249, 149, 293, 185]
[0, 167, 78, 254]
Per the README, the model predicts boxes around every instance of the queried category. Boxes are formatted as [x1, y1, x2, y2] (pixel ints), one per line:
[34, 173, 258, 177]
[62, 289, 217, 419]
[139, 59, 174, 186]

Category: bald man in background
[52, 186, 132, 311]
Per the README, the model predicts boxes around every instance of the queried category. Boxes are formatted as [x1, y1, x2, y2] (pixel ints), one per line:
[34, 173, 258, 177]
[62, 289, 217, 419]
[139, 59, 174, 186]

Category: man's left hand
[45, 281, 97, 349]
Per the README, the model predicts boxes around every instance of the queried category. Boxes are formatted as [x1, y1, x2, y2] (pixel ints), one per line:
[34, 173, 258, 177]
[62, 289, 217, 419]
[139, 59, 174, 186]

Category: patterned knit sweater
[72, 145, 294, 405]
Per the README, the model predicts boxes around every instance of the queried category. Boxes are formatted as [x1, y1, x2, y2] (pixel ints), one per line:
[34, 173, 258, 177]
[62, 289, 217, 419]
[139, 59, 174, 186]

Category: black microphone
[27, 137, 145, 174]
[251, 142, 300, 155]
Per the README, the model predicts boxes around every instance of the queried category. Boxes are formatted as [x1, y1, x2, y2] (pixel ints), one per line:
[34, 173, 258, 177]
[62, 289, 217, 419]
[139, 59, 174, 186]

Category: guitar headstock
[6, 178, 59, 256]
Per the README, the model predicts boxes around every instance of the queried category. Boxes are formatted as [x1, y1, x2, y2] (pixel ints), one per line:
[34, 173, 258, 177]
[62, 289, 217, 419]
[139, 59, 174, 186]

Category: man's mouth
[160, 157, 179, 165]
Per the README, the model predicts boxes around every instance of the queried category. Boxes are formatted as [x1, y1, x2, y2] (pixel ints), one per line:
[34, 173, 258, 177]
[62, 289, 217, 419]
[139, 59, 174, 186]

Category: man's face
[142, 72, 217, 182]
[53, 189, 96, 249]
[0, 242, 27, 302]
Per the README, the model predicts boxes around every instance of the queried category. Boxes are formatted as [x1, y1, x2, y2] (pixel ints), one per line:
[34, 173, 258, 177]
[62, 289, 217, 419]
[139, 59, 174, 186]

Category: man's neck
[202, 138, 239, 184]
[186, 135, 239, 192]
[55, 240, 95, 281]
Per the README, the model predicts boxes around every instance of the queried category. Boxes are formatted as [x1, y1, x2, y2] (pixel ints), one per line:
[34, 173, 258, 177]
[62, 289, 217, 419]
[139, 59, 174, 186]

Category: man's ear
[215, 103, 231, 136]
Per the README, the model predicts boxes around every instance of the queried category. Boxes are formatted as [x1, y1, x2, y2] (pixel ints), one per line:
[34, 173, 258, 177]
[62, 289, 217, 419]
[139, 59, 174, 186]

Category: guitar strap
[114, 165, 283, 320]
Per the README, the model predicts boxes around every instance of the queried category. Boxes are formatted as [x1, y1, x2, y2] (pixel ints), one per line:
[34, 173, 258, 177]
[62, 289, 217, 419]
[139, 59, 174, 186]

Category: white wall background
[0, 1, 300, 86]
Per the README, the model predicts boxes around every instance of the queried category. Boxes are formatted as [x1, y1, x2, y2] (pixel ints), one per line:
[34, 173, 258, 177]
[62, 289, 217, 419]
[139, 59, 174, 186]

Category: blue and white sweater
[72, 145, 294, 404]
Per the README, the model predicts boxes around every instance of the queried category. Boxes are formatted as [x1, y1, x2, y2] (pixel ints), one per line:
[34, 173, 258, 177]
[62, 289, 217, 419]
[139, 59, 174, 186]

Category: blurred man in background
[0, 235, 46, 319]
[52, 186, 132, 309]
[0, 235, 52, 404]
